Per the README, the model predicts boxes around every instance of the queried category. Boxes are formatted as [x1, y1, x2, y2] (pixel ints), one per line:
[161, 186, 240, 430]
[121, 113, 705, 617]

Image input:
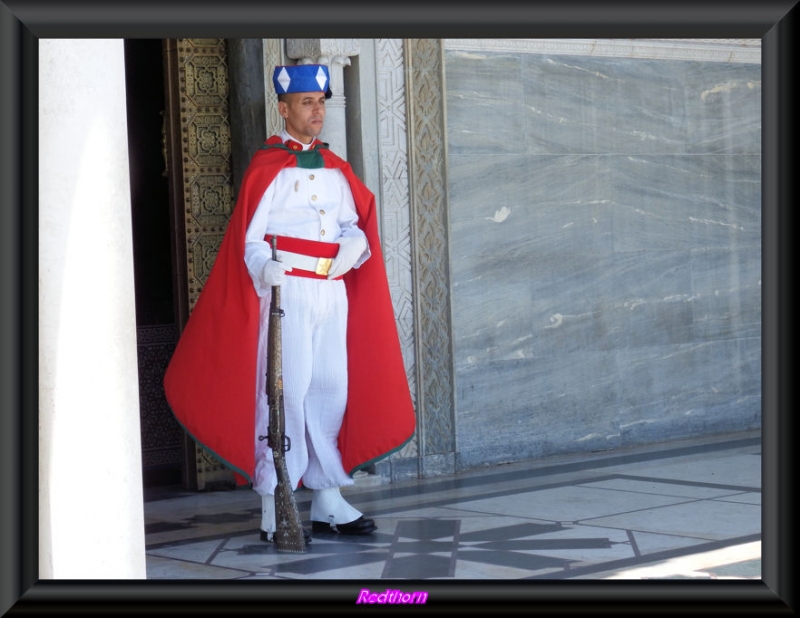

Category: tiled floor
[144, 430, 761, 582]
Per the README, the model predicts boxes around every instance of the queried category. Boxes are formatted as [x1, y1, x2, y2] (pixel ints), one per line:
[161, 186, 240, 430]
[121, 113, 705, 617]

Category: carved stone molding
[263, 39, 285, 137]
[444, 38, 761, 64]
[405, 39, 456, 476]
[285, 38, 361, 67]
[374, 39, 419, 472]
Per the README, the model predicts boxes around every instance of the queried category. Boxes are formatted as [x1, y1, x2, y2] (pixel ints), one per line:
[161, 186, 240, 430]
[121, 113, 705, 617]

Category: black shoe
[311, 516, 377, 535]
[260, 528, 311, 544]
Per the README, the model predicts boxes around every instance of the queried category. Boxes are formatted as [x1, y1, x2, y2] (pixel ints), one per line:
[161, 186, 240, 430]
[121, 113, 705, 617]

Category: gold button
[309, 174, 315, 180]
[321, 229, 326, 236]
[319, 209, 326, 215]
[311, 195, 317, 201]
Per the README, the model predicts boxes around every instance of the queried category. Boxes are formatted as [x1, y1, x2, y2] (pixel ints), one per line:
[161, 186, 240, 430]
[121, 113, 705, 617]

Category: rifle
[257, 237, 307, 553]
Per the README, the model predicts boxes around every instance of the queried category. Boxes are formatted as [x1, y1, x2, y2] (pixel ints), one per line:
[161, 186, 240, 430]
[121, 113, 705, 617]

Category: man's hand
[261, 259, 291, 286]
[327, 236, 367, 279]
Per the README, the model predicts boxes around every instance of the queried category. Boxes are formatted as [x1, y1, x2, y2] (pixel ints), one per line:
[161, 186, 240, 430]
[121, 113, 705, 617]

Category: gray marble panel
[613, 340, 761, 443]
[690, 247, 762, 341]
[446, 50, 761, 154]
[509, 53, 759, 155]
[443, 46, 761, 467]
[609, 155, 761, 253]
[571, 251, 696, 350]
[455, 340, 760, 469]
[448, 153, 614, 262]
[683, 61, 761, 154]
[445, 51, 526, 155]
[455, 352, 624, 469]
[522, 55, 690, 155]
[736, 336, 762, 397]
[449, 153, 617, 363]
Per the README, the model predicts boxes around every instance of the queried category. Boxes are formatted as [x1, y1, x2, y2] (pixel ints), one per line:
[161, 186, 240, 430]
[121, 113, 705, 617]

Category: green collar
[261, 141, 329, 169]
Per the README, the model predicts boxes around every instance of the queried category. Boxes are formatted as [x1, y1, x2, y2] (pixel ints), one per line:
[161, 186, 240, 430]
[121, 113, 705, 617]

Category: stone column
[285, 39, 361, 159]
[38, 39, 146, 578]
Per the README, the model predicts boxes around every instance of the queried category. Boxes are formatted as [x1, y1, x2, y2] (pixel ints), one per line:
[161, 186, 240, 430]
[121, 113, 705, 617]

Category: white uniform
[244, 132, 370, 497]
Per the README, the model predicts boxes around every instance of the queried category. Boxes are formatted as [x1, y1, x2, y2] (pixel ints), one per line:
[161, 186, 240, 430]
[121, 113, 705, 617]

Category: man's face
[279, 91, 326, 144]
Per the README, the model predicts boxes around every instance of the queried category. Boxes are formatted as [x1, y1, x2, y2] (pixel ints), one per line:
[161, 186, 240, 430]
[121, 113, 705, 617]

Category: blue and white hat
[272, 64, 332, 99]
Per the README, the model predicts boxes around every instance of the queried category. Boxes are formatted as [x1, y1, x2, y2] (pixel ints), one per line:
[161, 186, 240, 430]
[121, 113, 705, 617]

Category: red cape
[164, 136, 416, 485]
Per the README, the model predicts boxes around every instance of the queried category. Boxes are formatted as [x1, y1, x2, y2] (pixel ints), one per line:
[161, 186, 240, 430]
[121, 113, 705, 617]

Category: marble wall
[443, 42, 761, 469]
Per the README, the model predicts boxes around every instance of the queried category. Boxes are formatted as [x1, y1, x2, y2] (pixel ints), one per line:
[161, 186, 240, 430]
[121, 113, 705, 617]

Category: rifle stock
[258, 237, 307, 553]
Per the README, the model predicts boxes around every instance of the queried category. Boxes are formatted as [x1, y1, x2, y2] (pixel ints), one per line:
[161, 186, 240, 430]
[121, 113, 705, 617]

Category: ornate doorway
[125, 38, 237, 491]
[161, 38, 237, 490]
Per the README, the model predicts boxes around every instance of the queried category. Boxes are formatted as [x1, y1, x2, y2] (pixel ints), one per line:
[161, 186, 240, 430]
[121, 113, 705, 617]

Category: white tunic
[244, 133, 370, 495]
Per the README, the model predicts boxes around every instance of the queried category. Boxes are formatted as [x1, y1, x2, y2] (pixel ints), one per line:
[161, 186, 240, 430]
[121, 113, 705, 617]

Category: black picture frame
[2, 0, 795, 613]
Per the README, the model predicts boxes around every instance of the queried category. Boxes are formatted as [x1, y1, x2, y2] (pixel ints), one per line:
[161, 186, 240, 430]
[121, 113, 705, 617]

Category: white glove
[327, 235, 367, 279]
[260, 259, 291, 286]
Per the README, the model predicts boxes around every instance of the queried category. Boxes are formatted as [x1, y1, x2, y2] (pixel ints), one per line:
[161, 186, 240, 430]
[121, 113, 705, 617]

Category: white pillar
[38, 39, 146, 579]
[286, 39, 361, 159]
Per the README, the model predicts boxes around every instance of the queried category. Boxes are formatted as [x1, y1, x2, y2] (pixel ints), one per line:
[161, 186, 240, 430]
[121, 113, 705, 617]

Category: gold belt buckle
[316, 257, 333, 276]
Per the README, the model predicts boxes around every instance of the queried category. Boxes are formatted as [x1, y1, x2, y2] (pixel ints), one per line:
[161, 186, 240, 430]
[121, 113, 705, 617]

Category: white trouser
[253, 276, 354, 496]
